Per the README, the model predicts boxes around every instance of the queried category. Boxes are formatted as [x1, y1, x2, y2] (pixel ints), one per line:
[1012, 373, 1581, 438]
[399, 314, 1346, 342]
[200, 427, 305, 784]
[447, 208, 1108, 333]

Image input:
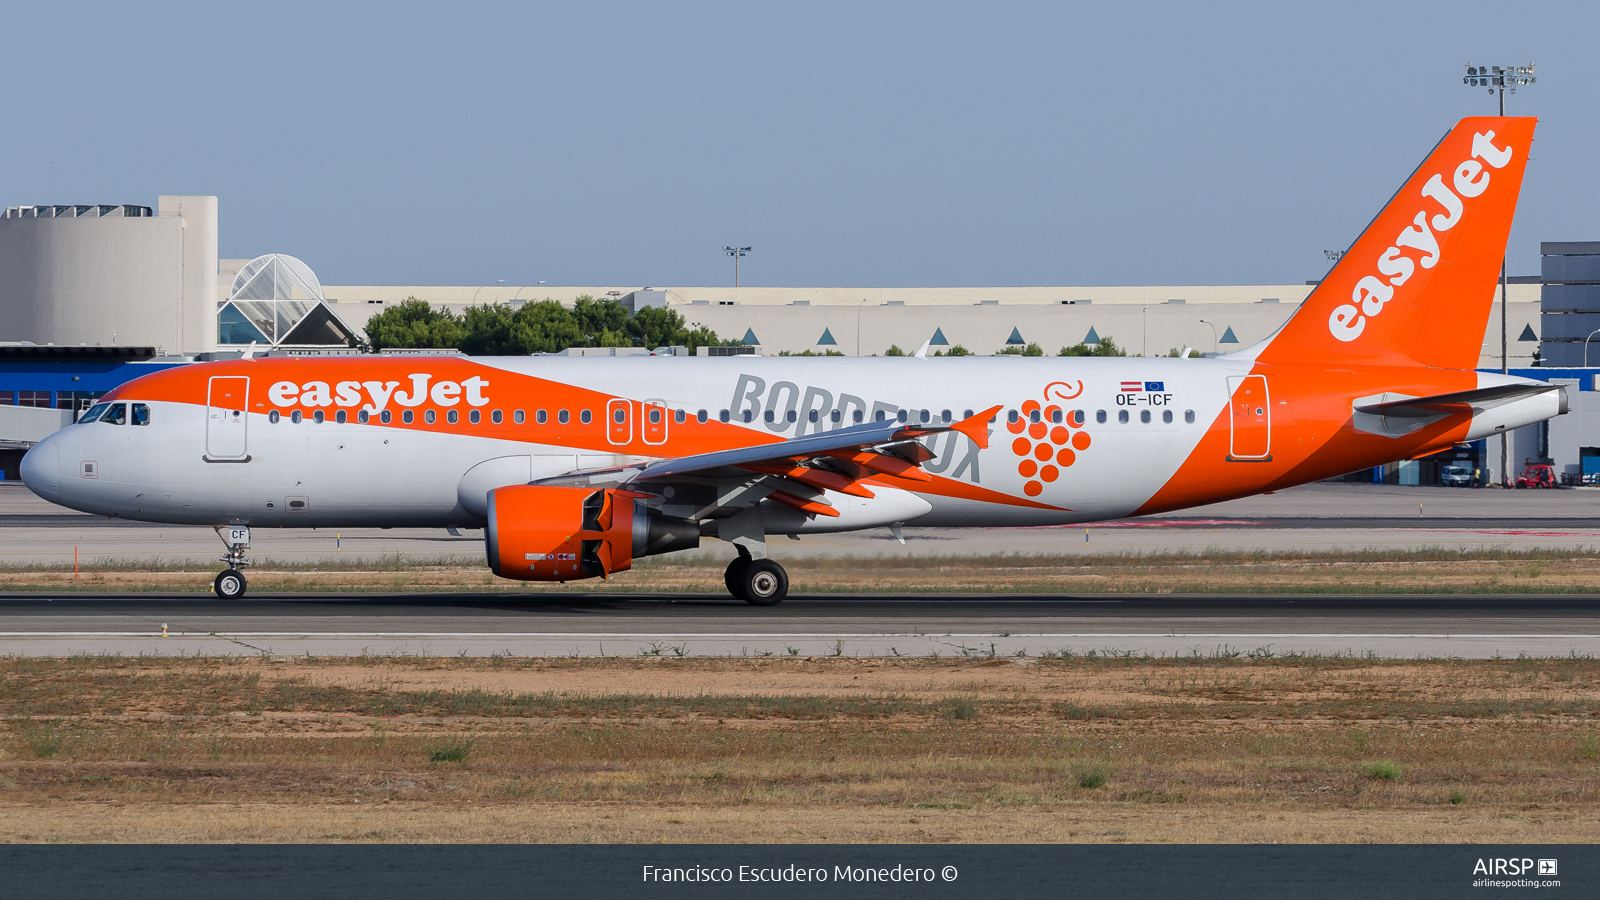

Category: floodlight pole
[473, 279, 506, 304]
[1198, 318, 1218, 352]
[723, 246, 751, 287]
[1464, 62, 1535, 486]
[856, 297, 869, 357]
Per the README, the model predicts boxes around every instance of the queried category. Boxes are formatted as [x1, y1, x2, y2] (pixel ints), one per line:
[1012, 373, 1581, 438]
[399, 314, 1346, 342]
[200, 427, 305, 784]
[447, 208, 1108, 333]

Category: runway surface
[6, 482, 1600, 566]
[4, 592, 1598, 659]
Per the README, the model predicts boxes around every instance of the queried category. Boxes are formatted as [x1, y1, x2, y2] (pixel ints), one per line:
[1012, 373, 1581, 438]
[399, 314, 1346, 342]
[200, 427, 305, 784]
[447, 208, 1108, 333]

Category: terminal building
[0, 192, 1594, 487]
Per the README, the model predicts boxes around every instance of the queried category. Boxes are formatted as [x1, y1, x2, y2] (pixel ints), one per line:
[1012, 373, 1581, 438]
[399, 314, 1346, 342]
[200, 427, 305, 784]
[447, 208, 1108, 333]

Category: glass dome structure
[217, 254, 356, 347]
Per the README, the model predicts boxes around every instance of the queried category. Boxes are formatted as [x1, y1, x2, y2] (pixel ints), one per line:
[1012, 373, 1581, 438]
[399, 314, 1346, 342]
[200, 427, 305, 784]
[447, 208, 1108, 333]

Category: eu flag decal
[1144, 381, 1165, 391]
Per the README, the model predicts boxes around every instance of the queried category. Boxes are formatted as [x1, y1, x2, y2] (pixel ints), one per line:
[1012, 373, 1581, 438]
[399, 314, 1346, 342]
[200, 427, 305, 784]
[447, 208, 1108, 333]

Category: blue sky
[2, 1, 1591, 287]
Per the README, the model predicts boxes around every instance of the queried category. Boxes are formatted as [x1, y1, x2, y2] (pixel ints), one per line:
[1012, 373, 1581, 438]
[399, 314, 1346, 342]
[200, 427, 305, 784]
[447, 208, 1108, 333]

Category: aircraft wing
[534, 405, 1000, 518]
[1354, 383, 1560, 419]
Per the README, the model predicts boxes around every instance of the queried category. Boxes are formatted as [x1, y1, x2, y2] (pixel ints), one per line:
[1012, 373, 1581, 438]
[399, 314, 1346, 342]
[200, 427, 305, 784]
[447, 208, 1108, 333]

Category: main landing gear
[724, 547, 789, 606]
[213, 525, 251, 600]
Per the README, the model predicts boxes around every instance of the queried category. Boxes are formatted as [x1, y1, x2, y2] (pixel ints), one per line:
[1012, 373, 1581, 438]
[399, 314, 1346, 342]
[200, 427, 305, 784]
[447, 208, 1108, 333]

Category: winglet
[952, 405, 1001, 450]
[914, 339, 931, 359]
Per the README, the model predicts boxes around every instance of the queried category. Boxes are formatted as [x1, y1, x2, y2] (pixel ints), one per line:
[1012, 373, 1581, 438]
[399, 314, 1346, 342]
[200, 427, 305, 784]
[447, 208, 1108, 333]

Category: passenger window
[896, 410, 907, 423]
[1070, 410, 1085, 427]
[513, 409, 525, 424]
[764, 410, 775, 423]
[1029, 410, 1040, 424]
[1162, 409, 1173, 424]
[649, 408, 661, 424]
[380, 410, 392, 424]
[1118, 410, 1129, 424]
[536, 409, 547, 424]
[1184, 409, 1195, 424]
[101, 403, 126, 425]
[580, 409, 592, 424]
[1007, 410, 1019, 424]
[447, 409, 458, 424]
[469, 410, 480, 424]
[78, 402, 109, 424]
[941, 409, 952, 423]
[698, 409, 709, 424]
[719, 409, 729, 423]
[674, 409, 685, 424]
[358, 410, 370, 424]
[919, 410, 930, 423]
[1140, 410, 1151, 424]
[131, 403, 150, 426]
[1096, 410, 1107, 424]
[492, 409, 503, 424]
[830, 410, 841, 423]
[291, 410, 303, 424]
[558, 409, 569, 424]
[879, 410, 891, 422]
[400, 410, 411, 424]
[786, 410, 798, 423]
[808, 410, 818, 423]
[963, 409, 974, 420]
[741, 410, 752, 423]
[424, 410, 436, 424]
[268, 410, 280, 424]
[314, 410, 326, 424]
[853, 410, 864, 424]
[1051, 409, 1062, 424]
[336, 410, 348, 424]
[617, 408, 628, 424]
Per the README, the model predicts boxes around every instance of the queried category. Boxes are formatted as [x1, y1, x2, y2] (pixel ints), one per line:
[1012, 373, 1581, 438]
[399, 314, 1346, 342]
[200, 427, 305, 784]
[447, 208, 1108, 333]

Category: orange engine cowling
[485, 485, 699, 581]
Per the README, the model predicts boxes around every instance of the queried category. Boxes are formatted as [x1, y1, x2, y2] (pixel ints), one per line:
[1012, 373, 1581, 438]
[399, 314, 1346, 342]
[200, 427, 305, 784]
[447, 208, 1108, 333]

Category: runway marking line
[2, 632, 1598, 640]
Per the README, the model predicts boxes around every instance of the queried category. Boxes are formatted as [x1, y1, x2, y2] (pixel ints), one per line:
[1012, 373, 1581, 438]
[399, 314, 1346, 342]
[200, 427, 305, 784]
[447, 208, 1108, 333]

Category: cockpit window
[131, 403, 151, 426]
[100, 403, 127, 425]
[78, 403, 110, 424]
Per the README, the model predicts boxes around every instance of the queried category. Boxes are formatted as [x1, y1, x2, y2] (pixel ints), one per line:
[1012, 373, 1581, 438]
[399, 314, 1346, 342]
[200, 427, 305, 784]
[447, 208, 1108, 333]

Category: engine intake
[486, 485, 698, 581]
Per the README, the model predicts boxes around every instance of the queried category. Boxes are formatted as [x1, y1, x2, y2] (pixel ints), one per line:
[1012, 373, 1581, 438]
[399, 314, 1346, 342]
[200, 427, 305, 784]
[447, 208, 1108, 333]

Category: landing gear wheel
[724, 557, 752, 600]
[214, 568, 247, 600]
[738, 559, 789, 606]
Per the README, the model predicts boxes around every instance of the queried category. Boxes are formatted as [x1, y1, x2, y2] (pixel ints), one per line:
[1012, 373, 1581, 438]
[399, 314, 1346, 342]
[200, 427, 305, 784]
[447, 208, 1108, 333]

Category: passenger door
[1226, 374, 1271, 460]
[206, 376, 250, 460]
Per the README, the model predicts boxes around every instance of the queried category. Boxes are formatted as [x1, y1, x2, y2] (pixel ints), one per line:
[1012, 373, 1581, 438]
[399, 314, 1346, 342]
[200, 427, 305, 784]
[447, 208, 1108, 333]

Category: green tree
[571, 296, 630, 344]
[932, 345, 972, 357]
[777, 349, 846, 356]
[883, 344, 907, 357]
[1058, 336, 1128, 357]
[459, 303, 519, 355]
[999, 342, 1045, 356]
[508, 300, 586, 354]
[364, 298, 464, 351]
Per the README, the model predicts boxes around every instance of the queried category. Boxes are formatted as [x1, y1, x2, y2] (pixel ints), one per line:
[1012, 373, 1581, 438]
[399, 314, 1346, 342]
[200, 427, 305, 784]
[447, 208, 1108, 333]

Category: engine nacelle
[485, 485, 698, 581]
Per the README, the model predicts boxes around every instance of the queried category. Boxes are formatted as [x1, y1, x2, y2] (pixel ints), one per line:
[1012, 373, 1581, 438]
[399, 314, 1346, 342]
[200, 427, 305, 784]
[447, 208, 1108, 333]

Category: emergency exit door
[1226, 374, 1271, 460]
[606, 398, 632, 445]
[206, 376, 250, 460]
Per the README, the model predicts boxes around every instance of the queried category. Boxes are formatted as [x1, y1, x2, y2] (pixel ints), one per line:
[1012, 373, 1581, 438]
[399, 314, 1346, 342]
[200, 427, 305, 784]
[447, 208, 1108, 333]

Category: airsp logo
[1471, 858, 1553, 876]
[1005, 381, 1092, 498]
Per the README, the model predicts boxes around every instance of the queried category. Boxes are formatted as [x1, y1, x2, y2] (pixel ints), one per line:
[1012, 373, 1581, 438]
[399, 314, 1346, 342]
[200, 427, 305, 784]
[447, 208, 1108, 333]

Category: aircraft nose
[20, 433, 60, 499]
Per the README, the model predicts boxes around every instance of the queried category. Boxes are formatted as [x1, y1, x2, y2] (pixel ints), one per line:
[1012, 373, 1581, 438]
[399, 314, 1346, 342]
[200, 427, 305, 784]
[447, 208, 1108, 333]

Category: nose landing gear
[214, 569, 247, 600]
[213, 525, 251, 600]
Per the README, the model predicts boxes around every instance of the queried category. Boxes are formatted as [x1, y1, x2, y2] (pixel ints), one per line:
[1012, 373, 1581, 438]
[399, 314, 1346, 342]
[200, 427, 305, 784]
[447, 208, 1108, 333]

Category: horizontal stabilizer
[1354, 383, 1560, 419]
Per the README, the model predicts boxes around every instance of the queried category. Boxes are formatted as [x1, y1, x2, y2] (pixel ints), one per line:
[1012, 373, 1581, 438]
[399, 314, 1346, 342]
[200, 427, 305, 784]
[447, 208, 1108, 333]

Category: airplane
[20, 116, 1562, 605]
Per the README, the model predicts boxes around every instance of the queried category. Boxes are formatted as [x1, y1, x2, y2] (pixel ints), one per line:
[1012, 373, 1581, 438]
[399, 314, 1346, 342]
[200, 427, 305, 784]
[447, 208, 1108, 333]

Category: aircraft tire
[739, 559, 788, 606]
[724, 557, 751, 600]
[214, 569, 247, 600]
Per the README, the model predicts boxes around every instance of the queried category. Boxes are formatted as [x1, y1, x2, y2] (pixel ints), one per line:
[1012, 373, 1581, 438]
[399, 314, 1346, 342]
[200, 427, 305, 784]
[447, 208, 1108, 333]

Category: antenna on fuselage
[241, 341, 257, 361]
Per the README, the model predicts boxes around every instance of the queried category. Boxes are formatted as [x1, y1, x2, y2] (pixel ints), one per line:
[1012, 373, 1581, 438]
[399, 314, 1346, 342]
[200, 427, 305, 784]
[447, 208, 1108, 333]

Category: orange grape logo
[1006, 386, 1092, 498]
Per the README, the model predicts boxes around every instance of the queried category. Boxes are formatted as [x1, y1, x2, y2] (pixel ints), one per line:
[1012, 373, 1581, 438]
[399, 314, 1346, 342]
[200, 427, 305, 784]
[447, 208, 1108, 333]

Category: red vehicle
[1515, 464, 1557, 489]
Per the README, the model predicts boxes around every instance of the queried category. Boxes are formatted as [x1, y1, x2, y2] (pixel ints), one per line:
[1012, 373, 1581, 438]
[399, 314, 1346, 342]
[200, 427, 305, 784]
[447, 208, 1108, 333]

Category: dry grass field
[3, 546, 1600, 594]
[2, 655, 1598, 843]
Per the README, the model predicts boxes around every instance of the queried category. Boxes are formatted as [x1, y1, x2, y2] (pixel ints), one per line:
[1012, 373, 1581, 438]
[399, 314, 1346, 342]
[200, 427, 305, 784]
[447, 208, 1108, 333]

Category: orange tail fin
[1256, 116, 1536, 370]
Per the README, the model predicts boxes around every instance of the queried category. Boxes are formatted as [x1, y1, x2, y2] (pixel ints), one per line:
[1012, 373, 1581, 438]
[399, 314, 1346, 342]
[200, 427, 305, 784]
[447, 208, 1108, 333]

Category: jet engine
[485, 485, 699, 581]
